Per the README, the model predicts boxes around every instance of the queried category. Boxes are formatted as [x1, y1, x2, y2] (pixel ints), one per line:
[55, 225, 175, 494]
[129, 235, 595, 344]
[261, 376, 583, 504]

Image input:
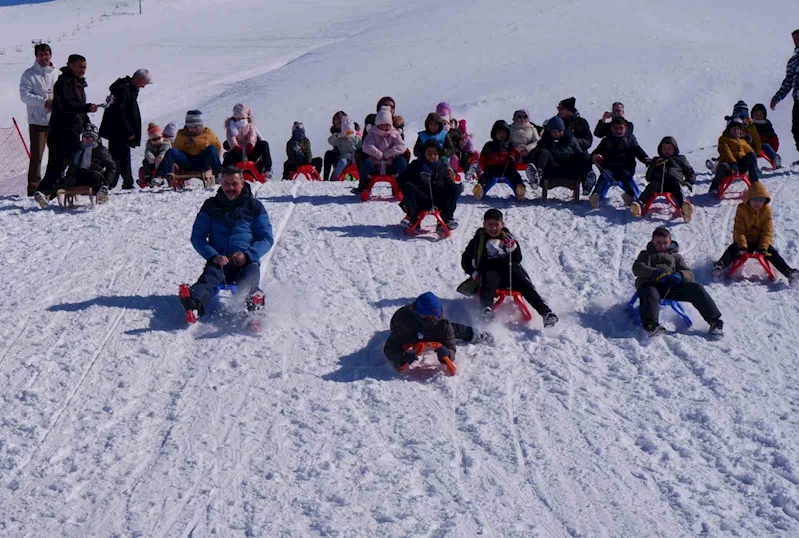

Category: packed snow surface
[2, 0, 799, 536]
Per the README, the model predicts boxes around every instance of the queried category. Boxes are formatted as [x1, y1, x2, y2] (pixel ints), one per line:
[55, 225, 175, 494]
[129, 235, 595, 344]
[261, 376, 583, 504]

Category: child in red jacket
[751, 103, 782, 168]
[473, 120, 524, 201]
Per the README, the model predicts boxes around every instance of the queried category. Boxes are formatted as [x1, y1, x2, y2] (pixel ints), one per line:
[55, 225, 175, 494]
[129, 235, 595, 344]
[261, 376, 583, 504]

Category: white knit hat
[375, 109, 393, 127]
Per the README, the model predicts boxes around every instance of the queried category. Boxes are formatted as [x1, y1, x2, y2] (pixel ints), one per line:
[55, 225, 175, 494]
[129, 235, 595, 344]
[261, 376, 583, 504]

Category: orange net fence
[0, 119, 30, 196]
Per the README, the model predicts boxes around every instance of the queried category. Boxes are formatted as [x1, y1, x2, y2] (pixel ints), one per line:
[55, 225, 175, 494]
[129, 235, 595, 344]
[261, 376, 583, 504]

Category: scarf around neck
[74, 141, 98, 170]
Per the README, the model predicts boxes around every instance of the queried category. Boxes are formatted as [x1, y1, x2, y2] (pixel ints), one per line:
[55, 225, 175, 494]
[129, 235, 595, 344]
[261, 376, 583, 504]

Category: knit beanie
[547, 115, 566, 131]
[232, 103, 251, 120]
[732, 100, 749, 120]
[185, 110, 204, 128]
[458, 119, 468, 136]
[513, 109, 530, 121]
[558, 97, 576, 112]
[375, 109, 393, 127]
[147, 122, 162, 140]
[292, 121, 306, 137]
[163, 122, 178, 139]
[726, 116, 744, 129]
[340, 115, 355, 133]
[436, 101, 452, 122]
[415, 292, 443, 318]
[81, 123, 99, 140]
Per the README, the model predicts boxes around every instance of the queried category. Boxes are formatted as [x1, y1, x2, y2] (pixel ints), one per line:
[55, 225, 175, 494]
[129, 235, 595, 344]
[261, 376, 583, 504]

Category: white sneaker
[525, 164, 539, 188]
[705, 159, 717, 173]
[96, 186, 109, 205]
[465, 162, 480, 182]
[481, 307, 494, 322]
[33, 191, 48, 208]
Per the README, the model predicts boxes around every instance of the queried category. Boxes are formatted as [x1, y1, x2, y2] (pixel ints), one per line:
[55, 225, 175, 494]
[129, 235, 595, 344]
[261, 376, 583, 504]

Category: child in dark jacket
[283, 122, 322, 180]
[459, 209, 558, 326]
[473, 120, 525, 201]
[384, 292, 492, 371]
[399, 140, 462, 230]
[590, 116, 651, 208]
[531, 115, 593, 188]
[413, 112, 456, 160]
[631, 136, 694, 221]
[751, 103, 782, 168]
[35, 123, 115, 207]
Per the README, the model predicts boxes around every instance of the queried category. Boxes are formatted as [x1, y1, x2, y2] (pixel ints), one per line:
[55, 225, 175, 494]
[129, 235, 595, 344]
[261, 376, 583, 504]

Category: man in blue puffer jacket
[180, 166, 274, 321]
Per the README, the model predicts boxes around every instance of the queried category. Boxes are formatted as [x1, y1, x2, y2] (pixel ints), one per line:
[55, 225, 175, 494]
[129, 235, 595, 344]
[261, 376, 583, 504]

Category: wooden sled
[56, 186, 95, 208]
[541, 177, 580, 201]
[170, 170, 216, 190]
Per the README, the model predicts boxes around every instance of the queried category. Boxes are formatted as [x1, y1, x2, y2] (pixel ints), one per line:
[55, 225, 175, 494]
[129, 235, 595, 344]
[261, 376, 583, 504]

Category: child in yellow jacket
[712, 182, 798, 284]
[157, 110, 223, 177]
[709, 117, 760, 194]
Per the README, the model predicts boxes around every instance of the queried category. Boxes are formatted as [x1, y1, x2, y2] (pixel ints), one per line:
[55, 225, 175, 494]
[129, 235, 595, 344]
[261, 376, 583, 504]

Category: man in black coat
[100, 68, 150, 189]
[554, 96, 593, 151]
[40, 54, 99, 193]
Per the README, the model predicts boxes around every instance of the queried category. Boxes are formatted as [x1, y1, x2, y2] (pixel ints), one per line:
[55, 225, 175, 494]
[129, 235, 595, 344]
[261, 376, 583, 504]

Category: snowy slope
[2, 0, 799, 537]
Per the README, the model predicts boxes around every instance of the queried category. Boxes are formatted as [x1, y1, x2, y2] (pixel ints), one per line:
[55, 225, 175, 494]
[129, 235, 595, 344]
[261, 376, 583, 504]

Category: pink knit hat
[147, 122, 162, 140]
[436, 101, 452, 122]
[232, 103, 252, 120]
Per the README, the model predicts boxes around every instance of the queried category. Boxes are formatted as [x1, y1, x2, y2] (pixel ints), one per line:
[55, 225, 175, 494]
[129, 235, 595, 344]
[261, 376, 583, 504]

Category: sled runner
[493, 289, 533, 321]
[290, 164, 322, 181]
[482, 176, 524, 199]
[627, 291, 693, 328]
[726, 252, 776, 282]
[360, 174, 403, 202]
[56, 186, 95, 208]
[638, 192, 684, 220]
[405, 210, 451, 238]
[541, 177, 580, 202]
[716, 172, 751, 199]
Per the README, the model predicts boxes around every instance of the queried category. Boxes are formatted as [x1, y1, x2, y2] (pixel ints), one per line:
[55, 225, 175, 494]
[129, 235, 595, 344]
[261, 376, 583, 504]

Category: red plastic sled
[717, 172, 751, 199]
[398, 341, 456, 376]
[405, 209, 450, 237]
[727, 252, 776, 282]
[333, 163, 359, 182]
[360, 174, 403, 202]
[758, 151, 776, 171]
[236, 160, 266, 183]
[290, 164, 322, 181]
[641, 192, 682, 217]
[493, 289, 533, 321]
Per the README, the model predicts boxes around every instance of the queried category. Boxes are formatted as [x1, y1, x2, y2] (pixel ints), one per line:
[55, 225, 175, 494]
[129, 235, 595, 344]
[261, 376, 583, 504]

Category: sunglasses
[149, 135, 163, 141]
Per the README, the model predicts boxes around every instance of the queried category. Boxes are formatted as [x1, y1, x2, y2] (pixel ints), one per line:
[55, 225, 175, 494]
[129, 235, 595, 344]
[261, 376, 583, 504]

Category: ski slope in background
[2, 0, 799, 536]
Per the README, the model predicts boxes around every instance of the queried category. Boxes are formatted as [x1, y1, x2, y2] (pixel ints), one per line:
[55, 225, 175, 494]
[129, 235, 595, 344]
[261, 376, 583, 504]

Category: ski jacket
[66, 143, 115, 186]
[144, 139, 172, 163]
[741, 119, 762, 155]
[399, 156, 455, 189]
[479, 121, 520, 169]
[383, 303, 457, 365]
[772, 46, 799, 104]
[191, 184, 274, 263]
[414, 115, 455, 157]
[717, 134, 754, 164]
[99, 76, 141, 146]
[733, 182, 773, 251]
[645, 137, 695, 187]
[362, 126, 406, 161]
[225, 118, 258, 150]
[509, 121, 540, 154]
[591, 132, 649, 172]
[541, 112, 593, 152]
[593, 118, 634, 139]
[50, 67, 90, 142]
[285, 137, 313, 164]
[174, 127, 223, 157]
[632, 240, 695, 289]
[461, 227, 522, 274]
[753, 119, 779, 151]
[327, 131, 362, 158]
[19, 62, 57, 127]
[537, 129, 584, 162]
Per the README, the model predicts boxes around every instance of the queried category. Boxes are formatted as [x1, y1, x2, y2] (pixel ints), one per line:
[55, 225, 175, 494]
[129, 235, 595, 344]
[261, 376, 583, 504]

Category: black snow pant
[479, 261, 551, 315]
[477, 165, 523, 189]
[324, 148, 340, 181]
[402, 180, 463, 222]
[190, 261, 261, 316]
[534, 149, 592, 185]
[793, 100, 799, 152]
[716, 243, 795, 278]
[52, 168, 105, 198]
[638, 176, 684, 207]
[709, 152, 759, 192]
[283, 158, 322, 180]
[40, 132, 79, 195]
[108, 138, 134, 189]
[222, 140, 273, 174]
[638, 281, 721, 327]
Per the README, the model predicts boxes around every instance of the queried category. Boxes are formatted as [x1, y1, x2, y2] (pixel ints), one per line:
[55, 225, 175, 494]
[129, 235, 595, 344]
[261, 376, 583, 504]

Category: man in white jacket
[19, 43, 57, 196]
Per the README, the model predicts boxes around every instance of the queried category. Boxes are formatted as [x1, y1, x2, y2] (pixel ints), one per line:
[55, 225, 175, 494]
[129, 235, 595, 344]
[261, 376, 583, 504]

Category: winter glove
[653, 270, 671, 282]
[667, 272, 683, 285]
[403, 349, 418, 365]
[245, 143, 255, 155]
[147, 155, 156, 165]
[436, 346, 452, 362]
[731, 164, 739, 173]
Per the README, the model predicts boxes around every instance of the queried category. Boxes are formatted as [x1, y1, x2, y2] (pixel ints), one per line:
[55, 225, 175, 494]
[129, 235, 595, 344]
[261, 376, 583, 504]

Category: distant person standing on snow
[19, 43, 57, 196]
[770, 29, 799, 165]
[100, 69, 151, 189]
[39, 54, 99, 194]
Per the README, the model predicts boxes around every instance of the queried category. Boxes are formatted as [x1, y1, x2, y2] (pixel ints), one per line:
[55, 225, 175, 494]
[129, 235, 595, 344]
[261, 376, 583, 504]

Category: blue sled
[627, 291, 692, 327]
[484, 176, 520, 197]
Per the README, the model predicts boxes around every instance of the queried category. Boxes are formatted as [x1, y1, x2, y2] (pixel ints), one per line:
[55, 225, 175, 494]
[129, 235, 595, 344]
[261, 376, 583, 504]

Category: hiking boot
[246, 288, 266, 312]
[622, 193, 634, 206]
[400, 217, 411, 229]
[515, 184, 526, 200]
[712, 262, 725, 279]
[705, 158, 717, 173]
[525, 164, 539, 187]
[774, 154, 782, 169]
[682, 201, 692, 223]
[473, 183, 485, 201]
[96, 186, 109, 205]
[630, 201, 642, 217]
[645, 321, 666, 337]
[465, 161, 480, 182]
[708, 319, 724, 337]
[481, 306, 494, 322]
[543, 312, 559, 328]
[583, 171, 597, 192]
[438, 219, 458, 232]
[33, 191, 48, 209]
[589, 192, 600, 209]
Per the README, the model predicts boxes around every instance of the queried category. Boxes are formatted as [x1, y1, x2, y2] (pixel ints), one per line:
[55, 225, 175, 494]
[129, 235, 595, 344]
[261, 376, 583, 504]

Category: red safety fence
[0, 118, 30, 196]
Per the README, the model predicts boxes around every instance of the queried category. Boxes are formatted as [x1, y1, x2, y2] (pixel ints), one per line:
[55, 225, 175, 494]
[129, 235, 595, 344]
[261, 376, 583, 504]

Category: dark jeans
[710, 152, 759, 191]
[28, 124, 54, 195]
[108, 138, 133, 189]
[638, 176, 684, 207]
[716, 243, 794, 277]
[158, 146, 222, 176]
[477, 165, 523, 188]
[357, 156, 407, 189]
[402, 180, 462, 221]
[190, 261, 261, 315]
[533, 149, 591, 183]
[597, 168, 637, 197]
[324, 149, 340, 180]
[479, 262, 551, 315]
[55, 168, 104, 196]
[283, 157, 323, 179]
[793, 100, 799, 152]
[638, 281, 721, 326]
[40, 132, 79, 194]
[222, 140, 272, 173]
